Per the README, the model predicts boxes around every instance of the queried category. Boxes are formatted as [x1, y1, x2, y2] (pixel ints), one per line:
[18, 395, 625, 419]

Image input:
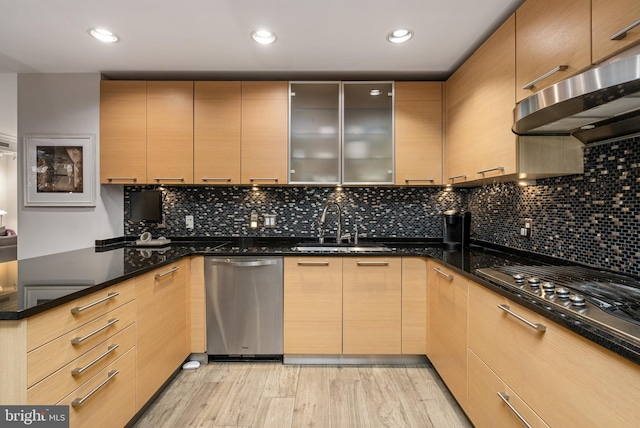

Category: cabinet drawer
[27, 301, 135, 387]
[58, 347, 136, 428]
[27, 279, 135, 351]
[27, 324, 135, 405]
[468, 349, 549, 428]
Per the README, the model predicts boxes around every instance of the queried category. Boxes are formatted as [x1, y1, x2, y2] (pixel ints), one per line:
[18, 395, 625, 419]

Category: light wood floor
[133, 362, 472, 428]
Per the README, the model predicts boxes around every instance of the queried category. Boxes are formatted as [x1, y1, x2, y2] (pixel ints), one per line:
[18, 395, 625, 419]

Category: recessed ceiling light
[251, 30, 277, 45]
[88, 28, 119, 43]
[387, 29, 413, 44]
[370, 89, 381, 96]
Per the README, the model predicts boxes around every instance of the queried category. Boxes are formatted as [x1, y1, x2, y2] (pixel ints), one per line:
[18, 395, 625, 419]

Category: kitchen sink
[293, 242, 389, 253]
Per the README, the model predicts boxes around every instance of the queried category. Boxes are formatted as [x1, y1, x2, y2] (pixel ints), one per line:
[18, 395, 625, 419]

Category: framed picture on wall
[23, 134, 96, 206]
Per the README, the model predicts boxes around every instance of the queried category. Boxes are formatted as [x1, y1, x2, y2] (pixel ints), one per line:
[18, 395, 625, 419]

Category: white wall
[17, 73, 123, 259]
[0, 73, 18, 233]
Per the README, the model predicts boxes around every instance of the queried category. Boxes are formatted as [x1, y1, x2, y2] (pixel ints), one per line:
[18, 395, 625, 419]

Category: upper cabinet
[289, 82, 341, 184]
[194, 81, 242, 184]
[515, 0, 591, 102]
[592, 0, 640, 64]
[241, 81, 289, 185]
[289, 82, 395, 185]
[395, 82, 443, 185]
[100, 81, 147, 184]
[146, 82, 194, 185]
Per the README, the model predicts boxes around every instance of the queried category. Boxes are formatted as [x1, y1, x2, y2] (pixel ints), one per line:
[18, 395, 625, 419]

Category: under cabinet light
[88, 28, 119, 43]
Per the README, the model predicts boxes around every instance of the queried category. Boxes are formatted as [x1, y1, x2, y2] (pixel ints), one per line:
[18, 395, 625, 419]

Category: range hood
[513, 49, 640, 144]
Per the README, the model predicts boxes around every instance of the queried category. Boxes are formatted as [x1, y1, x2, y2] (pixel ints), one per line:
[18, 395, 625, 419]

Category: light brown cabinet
[283, 257, 343, 354]
[146, 81, 194, 184]
[426, 261, 468, 410]
[468, 280, 640, 427]
[135, 259, 190, 410]
[515, 0, 591, 102]
[194, 81, 242, 184]
[99, 81, 147, 184]
[401, 257, 427, 354]
[241, 81, 289, 185]
[343, 257, 402, 354]
[592, 0, 640, 64]
[395, 82, 443, 185]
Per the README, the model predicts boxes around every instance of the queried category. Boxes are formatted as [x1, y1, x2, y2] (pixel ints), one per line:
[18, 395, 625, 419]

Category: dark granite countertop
[2, 236, 639, 366]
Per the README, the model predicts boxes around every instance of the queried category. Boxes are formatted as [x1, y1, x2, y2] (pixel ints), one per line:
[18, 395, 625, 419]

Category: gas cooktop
[476, 265, 640, 346]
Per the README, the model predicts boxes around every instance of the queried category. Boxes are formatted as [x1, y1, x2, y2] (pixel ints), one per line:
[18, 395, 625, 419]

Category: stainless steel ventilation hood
[513, 49, 640, 144]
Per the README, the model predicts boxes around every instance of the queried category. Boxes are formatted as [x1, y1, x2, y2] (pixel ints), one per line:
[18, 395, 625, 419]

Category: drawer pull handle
[106, 177, 137, 182]
[72, 344, 120, 376]
[433, 267, 454, 280]
[448, 175, 467, 183]
[404, 178, 435, 184]
[154, 266, 180, 279]
[497, 392, 533, 428]
[610, 19, 640, 40]
[154, 177, 184, 182]
[71, 370, 119, 407]
[71, 292, 119, 314]
[249, 177, 279, 183]
[201, 177, 232, 182]
[71, 318, 119, 345]
[297, 261, 330, 266]
[477, 166, 504, 175]
[498, 304, 546, 332]
[356, 261, 389, 266]
[522, 65, 568, 90]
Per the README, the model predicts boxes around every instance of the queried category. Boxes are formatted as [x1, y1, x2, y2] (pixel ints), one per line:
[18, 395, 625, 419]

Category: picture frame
[23, 134, 96, 207]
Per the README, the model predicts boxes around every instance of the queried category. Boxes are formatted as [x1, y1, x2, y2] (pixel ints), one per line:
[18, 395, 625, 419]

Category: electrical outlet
[185, 215, 194, 230]
[520, 218, 532, 239]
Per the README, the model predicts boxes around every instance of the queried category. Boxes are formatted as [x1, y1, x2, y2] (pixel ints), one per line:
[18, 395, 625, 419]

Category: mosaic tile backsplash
[123, 135, 640, 276]
[124, 186, 463, 240]
[468, 135, 640, 276]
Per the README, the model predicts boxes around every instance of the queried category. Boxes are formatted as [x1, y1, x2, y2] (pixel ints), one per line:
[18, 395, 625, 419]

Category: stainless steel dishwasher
[205, 257, 283, 358]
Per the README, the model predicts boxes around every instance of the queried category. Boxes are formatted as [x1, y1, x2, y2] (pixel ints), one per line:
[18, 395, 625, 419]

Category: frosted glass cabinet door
[289, 83, 341, 184]
[343, 82, 394, 184]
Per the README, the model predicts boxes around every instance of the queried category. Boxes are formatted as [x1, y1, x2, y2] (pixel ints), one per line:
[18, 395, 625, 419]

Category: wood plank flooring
[133, 362, 472, 428]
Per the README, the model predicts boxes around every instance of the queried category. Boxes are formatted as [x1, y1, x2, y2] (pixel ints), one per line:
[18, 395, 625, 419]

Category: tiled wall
[124, 186, 463, 240]
[124, 135, 640, 276]
[469, 135, 640, 276]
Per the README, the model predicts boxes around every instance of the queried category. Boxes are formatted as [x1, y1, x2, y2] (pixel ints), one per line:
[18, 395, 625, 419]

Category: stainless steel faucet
[318, 201, 342, 244]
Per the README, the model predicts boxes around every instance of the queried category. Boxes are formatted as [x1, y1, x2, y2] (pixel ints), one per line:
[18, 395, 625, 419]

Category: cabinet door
[194, 82, 241, 184]
[147, 81, 194, 184]
[426, 261, 468, 410]
[283, 257, 343, 354]
[343, 257, 401, 354]
[401, 257, 427, 354]
[516, 0, 591, 102]
[289, 82, 341, 184]
[135, 260, 189, 409]
[444, 59, 475, 185]
[241, 81, 289, 185]
[100, 81, 147, 184]
[343, 82, 394, 184]
[468, 350, 550, 428]
[468, 281, 640, 427]
[395, 82, 443, 185]
[474, 14, 517, 179]
[592, 0, 640, 64]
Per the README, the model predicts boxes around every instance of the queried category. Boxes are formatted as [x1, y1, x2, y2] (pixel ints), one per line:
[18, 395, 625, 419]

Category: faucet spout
[319, 201, 342, 243]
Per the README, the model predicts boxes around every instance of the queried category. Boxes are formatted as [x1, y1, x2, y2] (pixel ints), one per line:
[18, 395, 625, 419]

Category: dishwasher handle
[208, 259, 278, 267]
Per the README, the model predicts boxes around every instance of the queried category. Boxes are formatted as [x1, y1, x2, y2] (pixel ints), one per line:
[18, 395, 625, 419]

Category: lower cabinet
[468, 280, 640, 427]
[426, 260, 468, 411]
[135, 259, 190, 410]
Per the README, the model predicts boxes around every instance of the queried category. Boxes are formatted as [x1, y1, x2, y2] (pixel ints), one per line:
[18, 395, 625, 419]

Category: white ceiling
[0, 0, 524, 80]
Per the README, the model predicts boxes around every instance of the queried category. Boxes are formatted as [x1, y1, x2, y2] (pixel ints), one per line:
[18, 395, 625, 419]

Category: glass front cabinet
[289, 82, 394, 185]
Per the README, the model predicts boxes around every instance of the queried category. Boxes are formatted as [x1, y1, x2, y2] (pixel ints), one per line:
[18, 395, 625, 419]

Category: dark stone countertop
[2, 236, 639, 366]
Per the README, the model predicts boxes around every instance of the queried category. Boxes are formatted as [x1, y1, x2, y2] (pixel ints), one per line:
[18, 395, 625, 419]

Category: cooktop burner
[476, 265, 640, 346]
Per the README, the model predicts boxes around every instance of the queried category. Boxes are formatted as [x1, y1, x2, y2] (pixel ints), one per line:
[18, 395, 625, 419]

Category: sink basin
[293, 242, 389, 253]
